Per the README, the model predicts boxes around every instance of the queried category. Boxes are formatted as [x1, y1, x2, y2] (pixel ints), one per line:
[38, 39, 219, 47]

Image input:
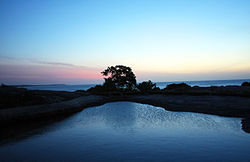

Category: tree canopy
[88, 65, 160, 93]
[101, 65, 136, 90]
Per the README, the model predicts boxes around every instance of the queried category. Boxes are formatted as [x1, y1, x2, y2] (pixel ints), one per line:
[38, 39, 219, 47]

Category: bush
[164, 83, 191, 90]
[87, 83, 118, 93]
[87, 85, 105, 93]
[137, 80, 160, 93]
[241, 82, 250, 86]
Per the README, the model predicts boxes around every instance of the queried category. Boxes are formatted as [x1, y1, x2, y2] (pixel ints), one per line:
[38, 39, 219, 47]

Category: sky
[0, 0, 250, 84]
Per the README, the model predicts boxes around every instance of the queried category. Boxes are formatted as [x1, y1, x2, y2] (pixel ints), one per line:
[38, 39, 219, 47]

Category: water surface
[1, 102, 250, 161]
[17, 79, 250, 91]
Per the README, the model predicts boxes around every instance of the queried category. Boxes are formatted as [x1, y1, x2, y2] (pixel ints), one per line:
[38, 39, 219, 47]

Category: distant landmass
[16, 79, 250, 92]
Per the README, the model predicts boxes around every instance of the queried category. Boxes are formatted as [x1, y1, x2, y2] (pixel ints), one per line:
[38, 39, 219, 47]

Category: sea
[17, 79, 250, 92]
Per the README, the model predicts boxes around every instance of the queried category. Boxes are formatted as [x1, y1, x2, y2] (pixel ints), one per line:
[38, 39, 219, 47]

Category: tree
[101, 65, 136, 90]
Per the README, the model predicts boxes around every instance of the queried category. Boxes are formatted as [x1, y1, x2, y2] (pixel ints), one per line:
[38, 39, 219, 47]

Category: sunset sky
[0, 0, 250, 84]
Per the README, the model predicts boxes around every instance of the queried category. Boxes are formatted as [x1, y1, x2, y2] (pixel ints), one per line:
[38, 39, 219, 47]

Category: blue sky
[0, 0, 250, 84]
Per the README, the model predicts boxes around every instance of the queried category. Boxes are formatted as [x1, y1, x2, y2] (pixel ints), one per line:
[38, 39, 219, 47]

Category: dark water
[17, 84, 97, 92]
[156, 79, 250, 89]
[1, 102, 250, 161]
[17, 79, 250, 91]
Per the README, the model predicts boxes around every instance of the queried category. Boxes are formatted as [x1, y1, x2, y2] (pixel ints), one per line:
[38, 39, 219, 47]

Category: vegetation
[86, 66, 250, 96]
[101, 65, 137, 90]
[164, 83, 191, 90]
[242, 82, 250, 86]
[87, 65, 162, 93]
[88, 65, 136, 93]
[137, 80, 160, 93]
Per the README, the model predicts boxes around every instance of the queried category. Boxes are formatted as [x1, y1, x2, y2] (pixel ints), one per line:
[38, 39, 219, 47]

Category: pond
[0, 102, 250, 161]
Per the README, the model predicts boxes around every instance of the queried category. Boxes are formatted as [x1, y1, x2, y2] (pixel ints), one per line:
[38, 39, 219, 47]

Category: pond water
[1, 102, 250, 161]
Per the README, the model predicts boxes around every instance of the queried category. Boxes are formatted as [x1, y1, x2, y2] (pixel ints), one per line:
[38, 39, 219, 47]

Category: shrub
[87, 85, 105, 93]
[241, 82, 250, 86]
[164, 83, 191, 90]
[137, 80, 160, 93]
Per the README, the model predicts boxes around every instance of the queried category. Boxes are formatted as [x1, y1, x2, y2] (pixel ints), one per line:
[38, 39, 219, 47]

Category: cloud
[0, 55, 23, 61]
[0, 55, 103, 84]
[32, 60, 101, 71]
[33, 60, 78, 67]
[0, 63, 102, 84]
[0, 55, 98, 69]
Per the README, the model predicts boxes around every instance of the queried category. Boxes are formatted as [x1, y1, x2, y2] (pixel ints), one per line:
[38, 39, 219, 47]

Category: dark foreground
[1, 86, 250, 124]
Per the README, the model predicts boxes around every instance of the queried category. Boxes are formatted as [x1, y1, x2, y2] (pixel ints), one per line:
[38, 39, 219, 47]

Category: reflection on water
[71, 102, 241, 133]
[0, 114, 73, 145]
[0, 102, 250, 161]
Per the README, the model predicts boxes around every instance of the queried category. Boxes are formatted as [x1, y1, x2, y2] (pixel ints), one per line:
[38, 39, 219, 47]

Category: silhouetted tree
[137, 80, 160, 93]
[103, 78, 117, 90]
[101, 65, 136, 90]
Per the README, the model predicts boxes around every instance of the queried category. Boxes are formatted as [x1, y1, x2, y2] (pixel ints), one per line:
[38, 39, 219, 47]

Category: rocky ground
[0, 85, 87, 109]
[1, 85, 250, 123]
